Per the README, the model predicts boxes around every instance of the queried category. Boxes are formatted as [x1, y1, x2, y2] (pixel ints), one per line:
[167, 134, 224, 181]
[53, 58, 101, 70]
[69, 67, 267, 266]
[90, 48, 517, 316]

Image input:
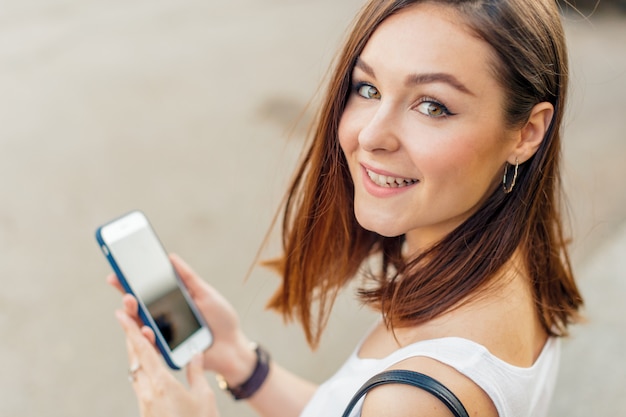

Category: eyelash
[415, 96, 456, 118]
[351, 81, 455, 119]
[352, 81, 380, 100]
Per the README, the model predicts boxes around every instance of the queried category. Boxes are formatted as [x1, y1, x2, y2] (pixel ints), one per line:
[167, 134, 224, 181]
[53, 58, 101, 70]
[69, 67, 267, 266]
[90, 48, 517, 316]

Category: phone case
[96, 212, 193, 370]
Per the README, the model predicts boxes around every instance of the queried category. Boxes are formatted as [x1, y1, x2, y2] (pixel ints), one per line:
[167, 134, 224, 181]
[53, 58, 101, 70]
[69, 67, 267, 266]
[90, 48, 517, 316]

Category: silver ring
[128, 361, 142, 382]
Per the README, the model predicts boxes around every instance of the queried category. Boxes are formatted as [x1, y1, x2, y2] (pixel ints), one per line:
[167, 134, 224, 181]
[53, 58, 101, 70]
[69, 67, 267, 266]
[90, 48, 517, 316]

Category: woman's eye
[355, 83, 381, 100]
[415, 100, 451, 118]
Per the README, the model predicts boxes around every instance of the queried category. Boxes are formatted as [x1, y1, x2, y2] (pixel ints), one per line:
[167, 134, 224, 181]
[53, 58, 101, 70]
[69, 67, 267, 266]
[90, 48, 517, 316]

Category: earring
[502, 158, 519, 194]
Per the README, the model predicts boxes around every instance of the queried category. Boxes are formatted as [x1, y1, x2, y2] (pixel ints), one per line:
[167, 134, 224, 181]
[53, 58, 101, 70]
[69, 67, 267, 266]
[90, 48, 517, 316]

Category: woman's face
[338, 2, 519, 253]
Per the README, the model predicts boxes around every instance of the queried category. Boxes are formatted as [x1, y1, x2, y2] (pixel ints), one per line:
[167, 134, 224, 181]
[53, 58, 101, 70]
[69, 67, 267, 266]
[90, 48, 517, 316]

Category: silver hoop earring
[502, 158, 519, 194]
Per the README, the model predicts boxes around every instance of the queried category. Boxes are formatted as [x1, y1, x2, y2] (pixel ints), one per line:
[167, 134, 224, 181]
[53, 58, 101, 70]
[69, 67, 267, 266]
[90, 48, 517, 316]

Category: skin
[112, 3, 556, 417]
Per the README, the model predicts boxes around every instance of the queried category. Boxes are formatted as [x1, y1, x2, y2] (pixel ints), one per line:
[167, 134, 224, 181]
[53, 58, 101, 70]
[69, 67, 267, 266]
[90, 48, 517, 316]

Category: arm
[239, 361, 318, 417]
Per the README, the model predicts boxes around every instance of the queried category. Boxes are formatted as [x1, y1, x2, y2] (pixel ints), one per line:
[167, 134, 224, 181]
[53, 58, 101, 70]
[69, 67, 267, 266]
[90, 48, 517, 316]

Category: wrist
[217, 343, 271, 400]
[218, 340, 258, 386]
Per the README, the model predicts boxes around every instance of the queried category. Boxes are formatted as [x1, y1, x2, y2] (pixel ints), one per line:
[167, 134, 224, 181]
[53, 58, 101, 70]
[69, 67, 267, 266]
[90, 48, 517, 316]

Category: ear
[508, 102, 554, 164]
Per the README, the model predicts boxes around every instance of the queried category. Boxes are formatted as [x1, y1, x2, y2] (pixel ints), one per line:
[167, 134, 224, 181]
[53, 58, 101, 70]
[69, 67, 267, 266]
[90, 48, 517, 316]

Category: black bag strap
[341, 369, 470, 417]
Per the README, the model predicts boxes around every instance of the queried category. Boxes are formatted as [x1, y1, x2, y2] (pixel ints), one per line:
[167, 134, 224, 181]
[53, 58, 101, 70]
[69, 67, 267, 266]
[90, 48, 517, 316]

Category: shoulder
[361, 356, 497, 417]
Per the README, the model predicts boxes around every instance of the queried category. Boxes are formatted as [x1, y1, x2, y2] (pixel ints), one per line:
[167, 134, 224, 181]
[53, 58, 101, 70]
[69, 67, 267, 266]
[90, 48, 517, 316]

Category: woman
[111, 1, 583, 416]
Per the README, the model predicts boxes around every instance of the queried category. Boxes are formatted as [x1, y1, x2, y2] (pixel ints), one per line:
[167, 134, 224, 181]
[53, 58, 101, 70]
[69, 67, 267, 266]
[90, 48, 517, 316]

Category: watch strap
[217, 344, 270, 400]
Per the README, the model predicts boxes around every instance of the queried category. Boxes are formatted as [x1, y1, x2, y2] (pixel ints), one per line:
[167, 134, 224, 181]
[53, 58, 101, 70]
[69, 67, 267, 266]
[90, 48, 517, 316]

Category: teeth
[366, 169, 418, 188]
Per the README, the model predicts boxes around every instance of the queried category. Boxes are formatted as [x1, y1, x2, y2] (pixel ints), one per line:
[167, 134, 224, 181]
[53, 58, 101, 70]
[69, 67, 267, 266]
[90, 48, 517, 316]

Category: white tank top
[300, 332, 560, 417]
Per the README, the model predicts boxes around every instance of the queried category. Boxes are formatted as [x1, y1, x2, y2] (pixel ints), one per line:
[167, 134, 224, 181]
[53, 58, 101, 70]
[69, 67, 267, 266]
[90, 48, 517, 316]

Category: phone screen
[106, 225, 202, 352]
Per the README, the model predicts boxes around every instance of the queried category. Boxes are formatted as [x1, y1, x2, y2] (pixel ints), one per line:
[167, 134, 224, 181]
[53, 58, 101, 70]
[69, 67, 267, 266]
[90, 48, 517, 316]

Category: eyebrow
[354, 57, 475, 96]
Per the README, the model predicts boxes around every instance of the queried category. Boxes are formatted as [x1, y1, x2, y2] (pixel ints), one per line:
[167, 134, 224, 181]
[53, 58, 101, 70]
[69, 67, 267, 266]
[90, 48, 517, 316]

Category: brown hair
[266, 0, 583, 348]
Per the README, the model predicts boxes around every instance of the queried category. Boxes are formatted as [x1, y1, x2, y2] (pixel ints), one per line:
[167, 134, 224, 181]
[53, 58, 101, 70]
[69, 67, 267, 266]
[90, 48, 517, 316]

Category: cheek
[337, 111, 357, 154]
[408, 134, 503, 189]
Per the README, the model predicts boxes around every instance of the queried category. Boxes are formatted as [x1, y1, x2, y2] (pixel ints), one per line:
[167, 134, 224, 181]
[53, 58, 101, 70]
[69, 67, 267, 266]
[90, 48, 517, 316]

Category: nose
[357, 102, 401, 153]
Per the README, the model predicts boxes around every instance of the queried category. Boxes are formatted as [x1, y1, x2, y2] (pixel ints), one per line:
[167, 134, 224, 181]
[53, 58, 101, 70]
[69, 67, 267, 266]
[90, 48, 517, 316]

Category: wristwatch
[216, 344, 271, 400]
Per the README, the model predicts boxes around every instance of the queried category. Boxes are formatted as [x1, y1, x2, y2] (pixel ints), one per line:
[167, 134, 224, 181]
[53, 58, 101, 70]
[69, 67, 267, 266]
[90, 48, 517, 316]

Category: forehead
[359, 3, 496, 88]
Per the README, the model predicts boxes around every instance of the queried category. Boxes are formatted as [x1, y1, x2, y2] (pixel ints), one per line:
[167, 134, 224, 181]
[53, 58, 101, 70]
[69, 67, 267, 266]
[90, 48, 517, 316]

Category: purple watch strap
[225, 345, 271, 400]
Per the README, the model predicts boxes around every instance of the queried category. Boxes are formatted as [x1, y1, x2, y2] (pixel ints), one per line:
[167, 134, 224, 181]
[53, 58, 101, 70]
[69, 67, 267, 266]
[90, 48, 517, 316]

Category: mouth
[365, 168, 419, 188]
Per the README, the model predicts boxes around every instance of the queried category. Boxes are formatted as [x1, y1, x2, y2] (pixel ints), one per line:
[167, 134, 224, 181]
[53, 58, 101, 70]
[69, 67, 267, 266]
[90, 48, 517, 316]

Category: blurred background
[0, 1, 624, 416]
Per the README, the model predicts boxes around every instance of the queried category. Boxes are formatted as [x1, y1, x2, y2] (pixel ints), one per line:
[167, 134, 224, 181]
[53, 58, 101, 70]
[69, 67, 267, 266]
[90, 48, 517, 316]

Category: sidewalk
[550, 222, 626, 416]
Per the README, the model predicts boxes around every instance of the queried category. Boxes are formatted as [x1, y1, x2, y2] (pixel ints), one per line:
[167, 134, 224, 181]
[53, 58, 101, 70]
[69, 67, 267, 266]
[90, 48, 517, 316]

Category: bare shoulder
[361, 356, 497, 417]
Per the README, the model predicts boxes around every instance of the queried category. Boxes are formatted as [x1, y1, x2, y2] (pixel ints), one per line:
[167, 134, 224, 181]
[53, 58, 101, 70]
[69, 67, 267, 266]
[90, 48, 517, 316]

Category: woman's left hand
[116, 308, 220, 417]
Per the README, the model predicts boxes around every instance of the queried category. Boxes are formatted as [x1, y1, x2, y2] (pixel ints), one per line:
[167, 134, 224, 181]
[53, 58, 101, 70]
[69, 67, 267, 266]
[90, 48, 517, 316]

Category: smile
[366, 168, 418, 188]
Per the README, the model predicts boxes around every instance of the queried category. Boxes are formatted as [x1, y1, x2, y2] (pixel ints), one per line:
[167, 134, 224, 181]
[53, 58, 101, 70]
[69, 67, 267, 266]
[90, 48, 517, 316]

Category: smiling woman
[339, 4, 521, 245]
[266, 0, 583, 416]
[109, 1, 583, 417]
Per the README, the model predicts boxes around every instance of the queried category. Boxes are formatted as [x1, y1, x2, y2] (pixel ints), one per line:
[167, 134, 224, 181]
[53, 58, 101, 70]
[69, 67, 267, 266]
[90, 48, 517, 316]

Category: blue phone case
[96, 213, 186, 370]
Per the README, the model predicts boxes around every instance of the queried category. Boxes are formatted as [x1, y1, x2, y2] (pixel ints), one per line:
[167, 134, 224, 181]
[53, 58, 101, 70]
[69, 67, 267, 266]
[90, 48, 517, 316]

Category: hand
[107, 254, 257, 383]
[168, 254, 257, 380]
[116, 309, 220, 417]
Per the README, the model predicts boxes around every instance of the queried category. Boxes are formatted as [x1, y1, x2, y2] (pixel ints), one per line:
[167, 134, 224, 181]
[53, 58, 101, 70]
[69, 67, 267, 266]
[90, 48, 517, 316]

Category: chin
[354, 212, 405, 238]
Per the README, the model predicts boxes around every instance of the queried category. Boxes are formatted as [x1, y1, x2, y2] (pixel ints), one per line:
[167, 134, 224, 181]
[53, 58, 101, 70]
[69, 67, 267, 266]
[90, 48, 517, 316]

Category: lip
[359, 163, 419, 197]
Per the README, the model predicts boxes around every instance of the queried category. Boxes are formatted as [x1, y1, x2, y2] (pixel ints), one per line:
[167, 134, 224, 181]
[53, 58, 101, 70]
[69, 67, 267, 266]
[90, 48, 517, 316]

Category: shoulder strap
[341, 369, 470, 417]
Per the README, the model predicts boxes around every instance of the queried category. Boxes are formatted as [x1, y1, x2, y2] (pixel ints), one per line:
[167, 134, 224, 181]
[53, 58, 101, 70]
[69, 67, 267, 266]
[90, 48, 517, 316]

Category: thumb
[171, 254, 223, 313]
[187, 353, 211, 396]
[170, 254, 204, 296]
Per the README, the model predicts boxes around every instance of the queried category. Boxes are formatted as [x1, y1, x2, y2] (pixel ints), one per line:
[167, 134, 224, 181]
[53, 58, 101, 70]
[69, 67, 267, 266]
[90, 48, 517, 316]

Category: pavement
[0, 1, 624, 416]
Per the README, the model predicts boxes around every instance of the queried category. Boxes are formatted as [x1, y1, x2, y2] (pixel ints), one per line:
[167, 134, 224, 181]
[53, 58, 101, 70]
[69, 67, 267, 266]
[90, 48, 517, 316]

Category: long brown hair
[266, 0, 583, 348]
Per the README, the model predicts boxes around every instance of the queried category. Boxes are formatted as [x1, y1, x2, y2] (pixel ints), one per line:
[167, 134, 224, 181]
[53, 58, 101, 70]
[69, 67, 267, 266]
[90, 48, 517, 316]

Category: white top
[300, 330, 560, 417]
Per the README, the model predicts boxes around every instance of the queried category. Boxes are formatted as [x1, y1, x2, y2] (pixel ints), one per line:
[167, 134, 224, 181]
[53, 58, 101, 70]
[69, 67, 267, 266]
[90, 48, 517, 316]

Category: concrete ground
[0, 1, 624, 416]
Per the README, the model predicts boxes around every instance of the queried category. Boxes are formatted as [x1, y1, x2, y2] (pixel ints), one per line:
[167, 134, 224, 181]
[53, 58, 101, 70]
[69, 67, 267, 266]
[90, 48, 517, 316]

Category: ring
[128, 361, 142, 382]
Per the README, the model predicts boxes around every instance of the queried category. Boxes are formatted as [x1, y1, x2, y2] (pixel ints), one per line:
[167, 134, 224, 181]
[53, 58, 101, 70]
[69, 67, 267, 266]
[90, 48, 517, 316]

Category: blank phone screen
[107, 226, 201, 351]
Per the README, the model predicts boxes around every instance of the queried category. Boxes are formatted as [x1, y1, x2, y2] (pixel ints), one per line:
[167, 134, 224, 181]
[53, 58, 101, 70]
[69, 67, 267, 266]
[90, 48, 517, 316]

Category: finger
[116, 310, 162, 377]
[117, 310, 152, 396]
[121, 294, 144, 328]
[124, 332, 157, 404]
[117, 303, 156, 353]
[187, 353, 211, 397]
[141, 325, 157, 346]
[106, 273, 125, 293]
[170, 254, 215, 299]
[170, 254, 223, 309]
[122, 293, 139, 314]
[117, 310, 166, 402]
[170, 254, 205, 297]
[125, 333, 143, 384]
[121, 295, 156, 346]
[124, 324, 161, 399]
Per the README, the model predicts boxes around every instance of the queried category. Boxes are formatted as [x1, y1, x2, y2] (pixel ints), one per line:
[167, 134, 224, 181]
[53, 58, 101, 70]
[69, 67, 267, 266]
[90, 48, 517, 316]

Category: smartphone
[96, 210, 213, 370]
